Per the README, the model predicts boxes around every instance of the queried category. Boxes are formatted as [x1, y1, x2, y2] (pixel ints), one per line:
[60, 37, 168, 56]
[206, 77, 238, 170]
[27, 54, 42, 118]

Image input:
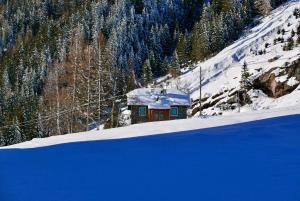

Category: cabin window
[171, 107, 178, 117]
[139, 106, 147, 117]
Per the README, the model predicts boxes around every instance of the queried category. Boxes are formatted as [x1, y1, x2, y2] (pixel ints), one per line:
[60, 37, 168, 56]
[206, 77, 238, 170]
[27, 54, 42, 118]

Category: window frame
[139, 106, 147, 117]
[170, 107, 179, 117]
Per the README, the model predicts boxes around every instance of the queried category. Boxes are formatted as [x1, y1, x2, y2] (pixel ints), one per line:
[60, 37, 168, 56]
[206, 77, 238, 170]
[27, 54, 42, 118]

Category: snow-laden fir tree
[7, 118, 23, 145]
[176, 31, 192, 68]
[142, 58, 153, 86]
[37, 112, 46, 138]
[169, 50, 181, 78]
[240, 61, 252, 91]
[161, 57, 169, 75]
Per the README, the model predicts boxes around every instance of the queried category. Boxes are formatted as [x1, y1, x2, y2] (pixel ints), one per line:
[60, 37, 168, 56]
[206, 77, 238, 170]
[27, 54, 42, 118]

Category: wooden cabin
[127, 88, 191, 124]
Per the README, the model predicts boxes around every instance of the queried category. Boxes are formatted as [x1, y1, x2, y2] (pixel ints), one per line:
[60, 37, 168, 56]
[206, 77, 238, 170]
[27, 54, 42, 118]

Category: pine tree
[212, 0, 232, 13]
[161, 56, 169, 75]
[240, 61, 252, 91]
[110, 100, 119, 128]
[37, 112, 46, 138]
[254, 0, 272, 16]
[291, 29, 295, 38]
[211, 17, 223, 52]
[126, 68, 137, 92]
[176, 32, 185, 65]
[0, 131, 5, 146]
[191, 3, 213, 61]
[7, 118, 23, 145]
[169, 50, 181, 78]
[176, 31, 192, 68]
[142, 58, 153, 85]
[283, 37, 294, 51]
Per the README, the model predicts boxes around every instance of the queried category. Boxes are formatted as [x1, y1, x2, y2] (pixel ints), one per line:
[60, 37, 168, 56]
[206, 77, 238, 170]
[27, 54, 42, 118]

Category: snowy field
[1, 113, 300, 201]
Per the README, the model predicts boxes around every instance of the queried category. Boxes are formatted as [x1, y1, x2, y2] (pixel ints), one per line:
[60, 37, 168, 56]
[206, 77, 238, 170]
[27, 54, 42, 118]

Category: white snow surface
[287, 76, 299, 86]
[167, 0, 300, 114]
[276, 75, 289, 83]
[2, 105, 300, 149]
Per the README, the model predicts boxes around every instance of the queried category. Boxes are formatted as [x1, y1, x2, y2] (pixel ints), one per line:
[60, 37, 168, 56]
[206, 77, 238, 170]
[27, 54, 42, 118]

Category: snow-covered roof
[127, 88, 190, 109]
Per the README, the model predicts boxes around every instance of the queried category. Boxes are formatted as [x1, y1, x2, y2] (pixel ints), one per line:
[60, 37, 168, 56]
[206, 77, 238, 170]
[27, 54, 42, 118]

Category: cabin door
[151, 110, 169, 121]
[153, 111, 164, 121]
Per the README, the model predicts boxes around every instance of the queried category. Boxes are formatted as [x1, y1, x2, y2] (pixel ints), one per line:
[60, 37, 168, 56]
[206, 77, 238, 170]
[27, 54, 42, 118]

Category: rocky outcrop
[253, 59, 300, 98]
[191, 58, 300, 116]
[191, 89, 252, 116]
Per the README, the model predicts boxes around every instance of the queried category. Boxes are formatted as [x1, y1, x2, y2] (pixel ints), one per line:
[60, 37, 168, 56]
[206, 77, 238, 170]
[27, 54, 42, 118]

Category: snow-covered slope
[168, 0, 300, 115]
[2, 105, 300, 149]
[1, 114, 300, 201]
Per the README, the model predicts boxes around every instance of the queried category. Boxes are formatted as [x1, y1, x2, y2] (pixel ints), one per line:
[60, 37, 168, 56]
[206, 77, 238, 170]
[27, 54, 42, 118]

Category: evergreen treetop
[240, 61, 252, 91]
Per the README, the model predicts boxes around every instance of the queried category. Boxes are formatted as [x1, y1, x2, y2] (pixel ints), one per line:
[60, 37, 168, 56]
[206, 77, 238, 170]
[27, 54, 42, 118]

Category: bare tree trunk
[111, 77, 118, 128]
[236, 91, 240, 113]
[55, 64, 61, 136]
[56, 38, 65, 136]
[86, 45, 91, 131]
[97, 41, 102, 130]
[70, 32, 79, 134]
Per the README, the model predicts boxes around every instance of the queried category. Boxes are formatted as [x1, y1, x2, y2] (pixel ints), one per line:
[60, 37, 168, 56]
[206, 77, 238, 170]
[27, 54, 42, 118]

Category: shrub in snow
[283, 37, 294, 51]
[293, 8, 300, 18]
[291, 29, 296, 37]
[277, 29, 281, 35]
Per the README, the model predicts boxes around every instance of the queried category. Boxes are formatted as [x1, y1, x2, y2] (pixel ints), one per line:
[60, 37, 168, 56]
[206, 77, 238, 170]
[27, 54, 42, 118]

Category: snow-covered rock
[287, 76, 299, 86]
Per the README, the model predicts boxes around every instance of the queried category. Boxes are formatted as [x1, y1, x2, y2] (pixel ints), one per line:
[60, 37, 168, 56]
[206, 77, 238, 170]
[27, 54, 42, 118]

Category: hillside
[166, 0, 300, 116]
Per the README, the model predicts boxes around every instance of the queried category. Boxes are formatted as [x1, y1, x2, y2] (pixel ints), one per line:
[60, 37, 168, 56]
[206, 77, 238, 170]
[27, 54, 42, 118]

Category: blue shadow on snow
[1, 114, 300, 201]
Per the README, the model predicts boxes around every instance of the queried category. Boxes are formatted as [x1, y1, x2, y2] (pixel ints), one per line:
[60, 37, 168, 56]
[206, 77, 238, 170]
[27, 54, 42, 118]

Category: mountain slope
[167, 0, 300, 115]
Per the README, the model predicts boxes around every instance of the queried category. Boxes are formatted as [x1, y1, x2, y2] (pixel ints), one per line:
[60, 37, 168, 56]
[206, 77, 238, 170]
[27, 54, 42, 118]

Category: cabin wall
[130, 105, 148, 124]
[170, 106, 188, 120]
[129, 105, 189, 124]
